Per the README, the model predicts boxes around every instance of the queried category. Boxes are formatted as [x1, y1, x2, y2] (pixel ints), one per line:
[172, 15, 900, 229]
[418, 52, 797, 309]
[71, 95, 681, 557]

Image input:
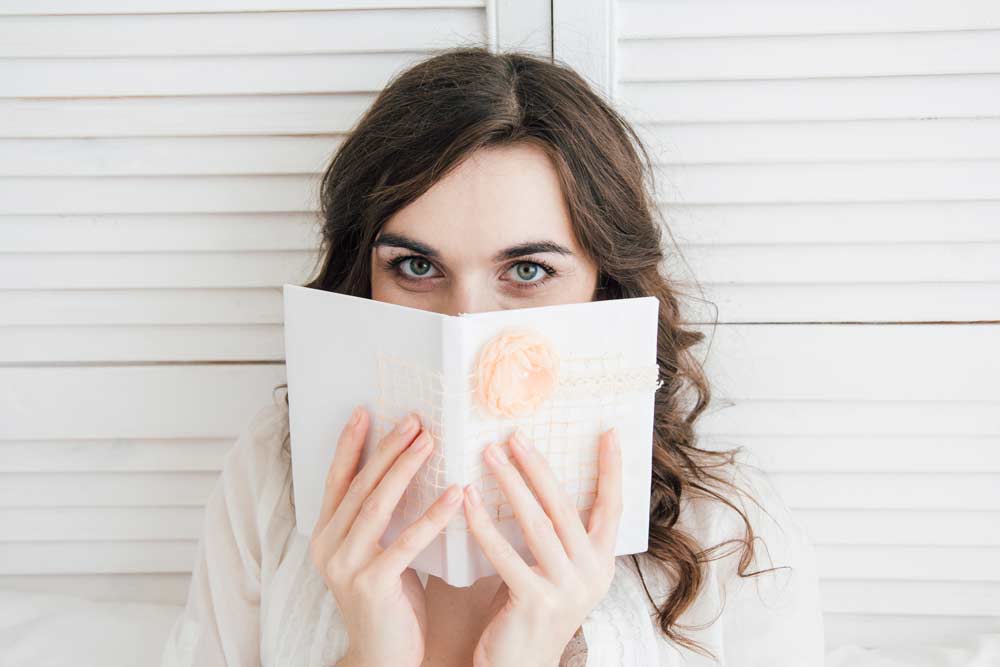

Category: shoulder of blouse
[617, 446, 824, 664]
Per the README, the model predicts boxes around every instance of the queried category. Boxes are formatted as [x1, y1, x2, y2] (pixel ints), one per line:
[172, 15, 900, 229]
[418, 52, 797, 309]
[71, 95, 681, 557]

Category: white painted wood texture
[558, 0, 1000, 650]
[3, 0, 999, 654]
[0, 0, 549, 606]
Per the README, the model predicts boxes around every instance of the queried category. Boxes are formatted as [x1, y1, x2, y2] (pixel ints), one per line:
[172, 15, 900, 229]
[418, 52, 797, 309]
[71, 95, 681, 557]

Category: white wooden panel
[1, 365, 287, 439]
[0, 214, 319, 253]
[822, 581, 1000, 617]
[589, 0, 1000, 648]
[0, 137, 343, 176]
[696, 324, 1000, 402]
[1, 542, 197, 575]
[664, 202, 1000, 244]
[690, 284, 1000, 325]
[0, 0, 484, 14]
[816, 546, 1000, 582]
[4, 52, 461, 98]
[0, 94, 377, 138]
[0, 175, 318, 215]
[825, 614, 1000, 651]
[618, 75, 1000, 123]
[772, 473, 1000, 511]
[697, 400, 999, 440]
[0, 574, 191, 605]
[642, 119, 1000, 163]
[0, 289, 283, 326]
[2, 508, 204, 542]
[0, 439, 230, 472]
[0, 472, 217, 508]
[618, 1, 1000, 37]
[0, 8, 483, 57]
[706, 435, 1000, 473]
[1, 324, 287, 363]
[0, 0, 549, 614]
[677, 242, 999, 284]
[620, 30, 1000, 81]
[1, 252, 313, 289]
[656, 161, 1000, 204]
[797, 510, 1000, 547]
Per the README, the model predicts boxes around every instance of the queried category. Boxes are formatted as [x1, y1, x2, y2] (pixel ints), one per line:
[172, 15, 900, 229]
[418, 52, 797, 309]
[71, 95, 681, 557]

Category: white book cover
[282, 283, 661, 587]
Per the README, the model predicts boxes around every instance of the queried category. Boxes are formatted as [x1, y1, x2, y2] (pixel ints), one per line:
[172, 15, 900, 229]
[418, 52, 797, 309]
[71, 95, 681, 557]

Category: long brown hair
[274, 46, 782, 658]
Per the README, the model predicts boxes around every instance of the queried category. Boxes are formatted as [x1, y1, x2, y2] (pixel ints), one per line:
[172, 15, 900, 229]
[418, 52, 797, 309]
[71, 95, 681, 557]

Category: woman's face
[370, 143, 599, 315]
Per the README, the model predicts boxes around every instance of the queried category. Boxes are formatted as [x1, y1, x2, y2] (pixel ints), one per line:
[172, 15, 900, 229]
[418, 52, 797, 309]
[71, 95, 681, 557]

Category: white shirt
[160, 397, 825, 666]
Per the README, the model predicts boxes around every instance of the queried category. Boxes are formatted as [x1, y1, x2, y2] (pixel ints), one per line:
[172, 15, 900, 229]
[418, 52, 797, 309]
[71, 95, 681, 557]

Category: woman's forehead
[380, 144, 580, 263]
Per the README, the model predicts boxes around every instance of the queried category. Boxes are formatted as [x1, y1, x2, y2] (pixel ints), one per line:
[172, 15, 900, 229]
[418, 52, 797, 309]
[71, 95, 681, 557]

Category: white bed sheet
[0, 589, 997, 667]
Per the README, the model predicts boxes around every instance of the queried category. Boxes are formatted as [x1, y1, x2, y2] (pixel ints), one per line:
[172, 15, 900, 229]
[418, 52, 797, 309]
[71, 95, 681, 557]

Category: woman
[161, 47, 825, 666]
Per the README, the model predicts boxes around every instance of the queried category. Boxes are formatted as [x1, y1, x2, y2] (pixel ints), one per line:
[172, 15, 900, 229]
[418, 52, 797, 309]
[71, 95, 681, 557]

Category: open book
[282, 284, 661, 586]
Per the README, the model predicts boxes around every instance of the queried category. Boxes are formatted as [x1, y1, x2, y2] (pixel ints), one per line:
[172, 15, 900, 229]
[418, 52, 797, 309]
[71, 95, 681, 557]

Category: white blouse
[160, 396, 825, 666]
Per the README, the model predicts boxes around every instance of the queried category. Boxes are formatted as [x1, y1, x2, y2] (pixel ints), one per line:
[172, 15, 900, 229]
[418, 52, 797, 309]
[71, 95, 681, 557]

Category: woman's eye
[398, 257, 438, 279]
[510, 262, 544, 283]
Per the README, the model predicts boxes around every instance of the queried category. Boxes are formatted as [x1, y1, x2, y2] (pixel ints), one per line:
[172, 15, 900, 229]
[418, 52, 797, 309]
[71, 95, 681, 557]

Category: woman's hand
[462, 427, 623, 667]
[310, 406, 463, 667]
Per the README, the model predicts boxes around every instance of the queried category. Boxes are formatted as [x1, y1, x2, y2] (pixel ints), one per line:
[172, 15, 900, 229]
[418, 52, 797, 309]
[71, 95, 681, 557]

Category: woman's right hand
[309, 405, 463, 667]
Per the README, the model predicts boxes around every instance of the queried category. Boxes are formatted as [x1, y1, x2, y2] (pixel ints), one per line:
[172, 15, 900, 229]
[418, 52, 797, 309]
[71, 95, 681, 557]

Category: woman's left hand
[462, 427, 623, 667]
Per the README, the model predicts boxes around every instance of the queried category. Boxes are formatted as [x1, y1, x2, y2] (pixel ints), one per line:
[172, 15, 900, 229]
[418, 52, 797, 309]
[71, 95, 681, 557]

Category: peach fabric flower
[474, 327, 560, 418]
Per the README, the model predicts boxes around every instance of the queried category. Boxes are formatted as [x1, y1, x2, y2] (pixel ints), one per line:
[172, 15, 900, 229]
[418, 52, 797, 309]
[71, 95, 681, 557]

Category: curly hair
[273, 46, 784, 659]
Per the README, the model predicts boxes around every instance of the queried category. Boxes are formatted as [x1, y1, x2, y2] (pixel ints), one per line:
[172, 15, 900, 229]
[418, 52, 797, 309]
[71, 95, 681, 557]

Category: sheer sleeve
[715, 458, 826, 666]
[160, 402, 287, 667]
[609, 450, 826, 666]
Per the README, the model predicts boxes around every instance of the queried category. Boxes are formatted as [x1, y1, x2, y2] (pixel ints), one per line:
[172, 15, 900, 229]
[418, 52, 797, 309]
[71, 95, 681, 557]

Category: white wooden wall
[553, 0, 1000, 650]
[0, 0, 547, 604]
[3, 0, 998, 654]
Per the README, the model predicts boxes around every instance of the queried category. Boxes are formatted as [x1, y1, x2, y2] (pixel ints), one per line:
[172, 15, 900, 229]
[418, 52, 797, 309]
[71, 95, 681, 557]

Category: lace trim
[581, 558, 660, 665]
[560, 625, 588, 667]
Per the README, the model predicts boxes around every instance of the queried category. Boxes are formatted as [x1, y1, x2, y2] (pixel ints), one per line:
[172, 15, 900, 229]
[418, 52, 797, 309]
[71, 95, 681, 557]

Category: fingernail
[350, 405, 364, 427]
[510, 428, 531, 454]
[464, 484, 481, 506]
[487, 442, 509, 466]
[412, 430, 432, 451]
[444, 485, 462, 504]
[395, 413, 418, 435]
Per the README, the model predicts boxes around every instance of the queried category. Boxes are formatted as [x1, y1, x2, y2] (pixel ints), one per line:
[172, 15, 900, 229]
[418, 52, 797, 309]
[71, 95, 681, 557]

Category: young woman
[161, 47, 825, 667]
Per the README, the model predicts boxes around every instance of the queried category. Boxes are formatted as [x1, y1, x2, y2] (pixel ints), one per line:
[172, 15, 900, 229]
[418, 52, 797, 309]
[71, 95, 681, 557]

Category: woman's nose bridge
[446, 280, 495, 316]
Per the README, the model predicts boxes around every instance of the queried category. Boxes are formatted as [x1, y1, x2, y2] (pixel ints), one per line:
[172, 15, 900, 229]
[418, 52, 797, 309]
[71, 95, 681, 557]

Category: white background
[1, 0, 998, 652]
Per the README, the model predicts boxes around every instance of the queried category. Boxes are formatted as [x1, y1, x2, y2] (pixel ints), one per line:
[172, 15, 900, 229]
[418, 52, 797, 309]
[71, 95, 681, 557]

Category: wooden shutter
[0, 0, 550, 604]
[554, 0, 1000, 649]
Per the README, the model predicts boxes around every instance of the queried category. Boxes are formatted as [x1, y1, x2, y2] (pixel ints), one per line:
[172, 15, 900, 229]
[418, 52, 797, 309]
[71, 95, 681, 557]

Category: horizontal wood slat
[2, 507, 204, 541]
[0, 288, 284, 326]
[825, 614, 1000, 651]
[620, 30, 1000, 81]
[0, 365, 287, 439]
[0, 94, 377, 138]
[1, 541, 197, 575]
[618, 74, 1000, 123]
[0, 8, 483, 57]
[618, 1, 1000, 38]
[0, 0, 485, 16]
[641, 118, 1000, 164]
[3, 51, 459, 98]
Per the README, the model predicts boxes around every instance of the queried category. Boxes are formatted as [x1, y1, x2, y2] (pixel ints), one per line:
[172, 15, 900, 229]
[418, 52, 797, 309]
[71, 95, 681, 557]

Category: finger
[483, 439, 572, 577]
[315, 411, 423, 550]
[462, 483, 539, 594]
[507, 428, 590, 561]
[371, 483, 464, 578]
[586, 428, 623, 554]
[339, 428, 436, 567]
[312, 404, 368, 542]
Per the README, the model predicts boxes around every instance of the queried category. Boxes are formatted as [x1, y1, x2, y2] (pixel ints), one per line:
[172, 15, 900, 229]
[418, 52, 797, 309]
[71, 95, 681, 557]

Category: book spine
[439, 316, 467, 583]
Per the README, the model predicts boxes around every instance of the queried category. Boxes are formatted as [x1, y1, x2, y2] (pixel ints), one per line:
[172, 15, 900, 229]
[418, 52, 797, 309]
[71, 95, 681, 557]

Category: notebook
[282, 283, 661, 587]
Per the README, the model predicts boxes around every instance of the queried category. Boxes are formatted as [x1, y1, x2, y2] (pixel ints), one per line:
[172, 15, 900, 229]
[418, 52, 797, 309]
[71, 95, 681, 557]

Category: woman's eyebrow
[373, 232, 574, 262]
